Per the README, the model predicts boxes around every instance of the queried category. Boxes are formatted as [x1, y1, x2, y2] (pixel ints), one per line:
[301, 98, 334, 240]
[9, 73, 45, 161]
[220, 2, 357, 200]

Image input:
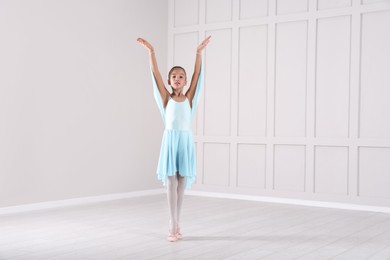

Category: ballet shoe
[176, 226, 183, 240]
[167, 232, 178, 242]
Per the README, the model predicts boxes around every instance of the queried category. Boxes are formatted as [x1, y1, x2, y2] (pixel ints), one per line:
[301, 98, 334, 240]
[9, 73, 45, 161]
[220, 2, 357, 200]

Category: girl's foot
[176, 226, 182, 240]
[167, 232, 178, 242]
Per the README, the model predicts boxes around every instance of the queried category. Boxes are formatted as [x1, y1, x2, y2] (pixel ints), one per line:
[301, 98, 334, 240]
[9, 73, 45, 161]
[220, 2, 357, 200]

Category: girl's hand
[196, 35, 211, 54]
[137, 38, 154, 53]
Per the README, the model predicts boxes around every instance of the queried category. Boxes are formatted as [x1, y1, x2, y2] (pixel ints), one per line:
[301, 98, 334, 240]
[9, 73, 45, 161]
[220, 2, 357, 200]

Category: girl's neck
[172, 89, 184, 97]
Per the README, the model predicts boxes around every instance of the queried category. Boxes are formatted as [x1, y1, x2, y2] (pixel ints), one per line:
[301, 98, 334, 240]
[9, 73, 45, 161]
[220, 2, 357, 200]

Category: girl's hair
[168, 66, 187, 79]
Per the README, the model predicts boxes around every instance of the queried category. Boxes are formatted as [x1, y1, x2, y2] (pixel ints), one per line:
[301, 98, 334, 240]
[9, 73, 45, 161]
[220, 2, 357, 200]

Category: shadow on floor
[183, 235, 268, 241]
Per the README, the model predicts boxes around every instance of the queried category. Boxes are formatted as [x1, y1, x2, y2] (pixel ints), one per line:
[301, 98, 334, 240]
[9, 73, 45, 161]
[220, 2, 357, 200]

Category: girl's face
[168, 68, 187, 90]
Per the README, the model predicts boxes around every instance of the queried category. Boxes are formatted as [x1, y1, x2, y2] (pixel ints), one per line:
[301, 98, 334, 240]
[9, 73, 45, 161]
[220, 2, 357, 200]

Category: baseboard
[2, 189, 389, 216]
[186, 190, 390, 214]
[0, 189, 165, 216]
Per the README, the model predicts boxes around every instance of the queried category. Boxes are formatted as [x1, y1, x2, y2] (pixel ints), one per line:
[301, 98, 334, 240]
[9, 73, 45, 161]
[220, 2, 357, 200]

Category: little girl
[137, 36, 211, 242]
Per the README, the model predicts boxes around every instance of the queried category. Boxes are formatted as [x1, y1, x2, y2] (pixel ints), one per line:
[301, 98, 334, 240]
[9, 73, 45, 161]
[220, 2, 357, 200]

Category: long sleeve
[190, 65, 204, 119]
[150, 68, 166, 124]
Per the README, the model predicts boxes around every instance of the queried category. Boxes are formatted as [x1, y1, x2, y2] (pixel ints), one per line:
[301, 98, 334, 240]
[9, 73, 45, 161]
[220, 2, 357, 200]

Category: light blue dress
[151, 67, 204, 189]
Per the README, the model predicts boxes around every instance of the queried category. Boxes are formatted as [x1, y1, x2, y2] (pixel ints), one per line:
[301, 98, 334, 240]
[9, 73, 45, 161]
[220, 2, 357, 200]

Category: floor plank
[0, 194, 390, 260]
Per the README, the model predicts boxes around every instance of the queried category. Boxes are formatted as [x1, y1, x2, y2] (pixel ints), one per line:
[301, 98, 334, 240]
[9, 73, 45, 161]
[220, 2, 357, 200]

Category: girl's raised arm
[186, 36, 211, 105]
[137, 38, 170, 106]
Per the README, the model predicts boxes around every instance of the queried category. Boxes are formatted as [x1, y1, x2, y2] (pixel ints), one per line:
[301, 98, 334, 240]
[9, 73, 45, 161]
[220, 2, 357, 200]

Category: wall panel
[315, 16, 350, 138]
[239, 0, 268, 19]
[274, 145, 306, 192]
[238, 25, 267, 136]
[276, 0, 308, 15]
[362, 0, 389, 4]
[206, 0, 232, 23]
[359, 147, 390, 198]
[359, 10, 390, 139]
[204, 29, 232, 136]
[274, 21, 307, 137]
[203, 143, 230, 186]
[317, 0, 351, 10]
[174, 0, 199, 27]
[237, 144, 266, 189]
[314, 146, 349, 195]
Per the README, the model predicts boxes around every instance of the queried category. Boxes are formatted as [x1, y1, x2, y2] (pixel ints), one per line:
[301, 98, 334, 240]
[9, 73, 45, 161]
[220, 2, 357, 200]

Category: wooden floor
[1, 194, 390, 260]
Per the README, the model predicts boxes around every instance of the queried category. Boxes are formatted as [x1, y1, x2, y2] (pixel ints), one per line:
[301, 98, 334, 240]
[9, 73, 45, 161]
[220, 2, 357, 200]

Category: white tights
[167, 173, 186, 233]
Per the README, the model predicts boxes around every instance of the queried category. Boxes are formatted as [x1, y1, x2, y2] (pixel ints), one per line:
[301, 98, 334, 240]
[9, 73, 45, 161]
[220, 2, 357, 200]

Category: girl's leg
[167, 175, 178, 235]
[176, 174, 186, 228]
[176, 174, 186, 239]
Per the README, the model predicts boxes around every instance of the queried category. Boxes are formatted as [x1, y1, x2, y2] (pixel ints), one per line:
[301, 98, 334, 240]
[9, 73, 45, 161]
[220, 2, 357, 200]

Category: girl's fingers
[137, 38, 149, 48]
[137, 39, 147, 45]
[137, 38, 149, 45]
[200, 36, 211, 47]
[197, 36, 211, 51]
[202, 35, 211, 45]
[137, 38, 154, 53]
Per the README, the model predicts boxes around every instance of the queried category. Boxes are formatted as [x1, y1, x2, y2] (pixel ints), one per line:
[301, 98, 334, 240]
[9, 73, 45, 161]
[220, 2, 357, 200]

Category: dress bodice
[151, 66, 203, 128]
[165, 98, 192, 131]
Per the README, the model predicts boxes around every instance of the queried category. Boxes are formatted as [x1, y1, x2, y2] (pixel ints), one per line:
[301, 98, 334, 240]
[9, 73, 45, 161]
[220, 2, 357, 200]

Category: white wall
[170, 0, 390, 207]
[0, 0, 168, 207]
